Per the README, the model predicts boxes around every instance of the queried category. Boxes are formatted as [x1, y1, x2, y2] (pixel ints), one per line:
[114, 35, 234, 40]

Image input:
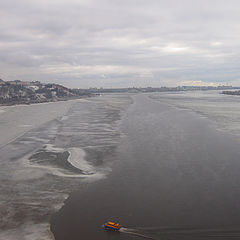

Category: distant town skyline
[1, 0, 240, 88]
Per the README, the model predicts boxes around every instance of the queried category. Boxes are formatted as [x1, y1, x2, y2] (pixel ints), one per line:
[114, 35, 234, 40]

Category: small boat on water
[104, 221, 121, 231]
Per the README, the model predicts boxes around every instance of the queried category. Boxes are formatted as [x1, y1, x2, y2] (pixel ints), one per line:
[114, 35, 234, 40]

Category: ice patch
[22, 144, 110, 181]
[67, 148, 94, 174]
[150, 91, 240, 136]
[44, 144, 65, 153]
[49, 170, 107, 181]
[19, 124, 33, 128]
[0, 222, 54, 240]
[61, 116, 69, 121]
[23, 136, 47, 144]
[12, 166, 46, 181]
[66, 147, 112, 182]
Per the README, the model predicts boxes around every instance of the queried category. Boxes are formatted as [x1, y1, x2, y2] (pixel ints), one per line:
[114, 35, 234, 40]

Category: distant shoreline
[0, 95, 94, 107]
[222, 90, 240, 96]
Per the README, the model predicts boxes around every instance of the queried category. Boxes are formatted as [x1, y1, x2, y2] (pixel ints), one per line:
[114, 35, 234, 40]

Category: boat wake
[120, 226, 240, 240]
[119, 227, 160, 240]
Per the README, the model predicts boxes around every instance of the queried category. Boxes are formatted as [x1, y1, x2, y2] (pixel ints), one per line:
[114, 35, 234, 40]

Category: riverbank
[0, 79, 94, 106]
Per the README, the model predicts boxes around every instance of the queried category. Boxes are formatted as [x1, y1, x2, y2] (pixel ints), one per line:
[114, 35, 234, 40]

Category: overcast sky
[1, 0, 240, 88]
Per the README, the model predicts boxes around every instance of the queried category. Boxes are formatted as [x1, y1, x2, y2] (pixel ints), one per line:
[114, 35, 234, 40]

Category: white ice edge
[67, 147, 94, 174]
[20, 144, 110, 181]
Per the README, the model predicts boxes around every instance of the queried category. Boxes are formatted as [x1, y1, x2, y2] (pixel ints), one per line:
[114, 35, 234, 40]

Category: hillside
[0, 79, 92, 105]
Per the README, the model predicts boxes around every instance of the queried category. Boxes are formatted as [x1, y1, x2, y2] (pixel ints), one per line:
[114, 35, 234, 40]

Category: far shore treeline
[0, 78, 238, 106]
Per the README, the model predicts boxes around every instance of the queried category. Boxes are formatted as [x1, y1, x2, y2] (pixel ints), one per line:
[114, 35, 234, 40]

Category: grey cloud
[1, 0, 240, 87]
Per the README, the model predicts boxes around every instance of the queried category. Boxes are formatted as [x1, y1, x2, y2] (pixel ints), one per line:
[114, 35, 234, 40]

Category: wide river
[1, 91, 240, 240]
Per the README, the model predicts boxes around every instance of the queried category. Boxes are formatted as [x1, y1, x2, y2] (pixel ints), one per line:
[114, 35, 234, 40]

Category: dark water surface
[51, 94, 240, 240]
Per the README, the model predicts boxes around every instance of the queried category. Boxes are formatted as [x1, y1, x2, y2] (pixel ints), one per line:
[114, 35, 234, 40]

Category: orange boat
[104, 221, 121, 231]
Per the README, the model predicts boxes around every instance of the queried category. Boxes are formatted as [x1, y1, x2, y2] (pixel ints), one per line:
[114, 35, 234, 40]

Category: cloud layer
[1, 0, 240, 87]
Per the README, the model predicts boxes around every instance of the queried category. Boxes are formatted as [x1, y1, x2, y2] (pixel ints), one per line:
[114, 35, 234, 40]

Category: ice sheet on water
[0, 222, 55, 240]
[150, 90, 240, 136]
[0, 94, 132, 240]
[67, 147, 94, 174]
[28, 144, 110, 179]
